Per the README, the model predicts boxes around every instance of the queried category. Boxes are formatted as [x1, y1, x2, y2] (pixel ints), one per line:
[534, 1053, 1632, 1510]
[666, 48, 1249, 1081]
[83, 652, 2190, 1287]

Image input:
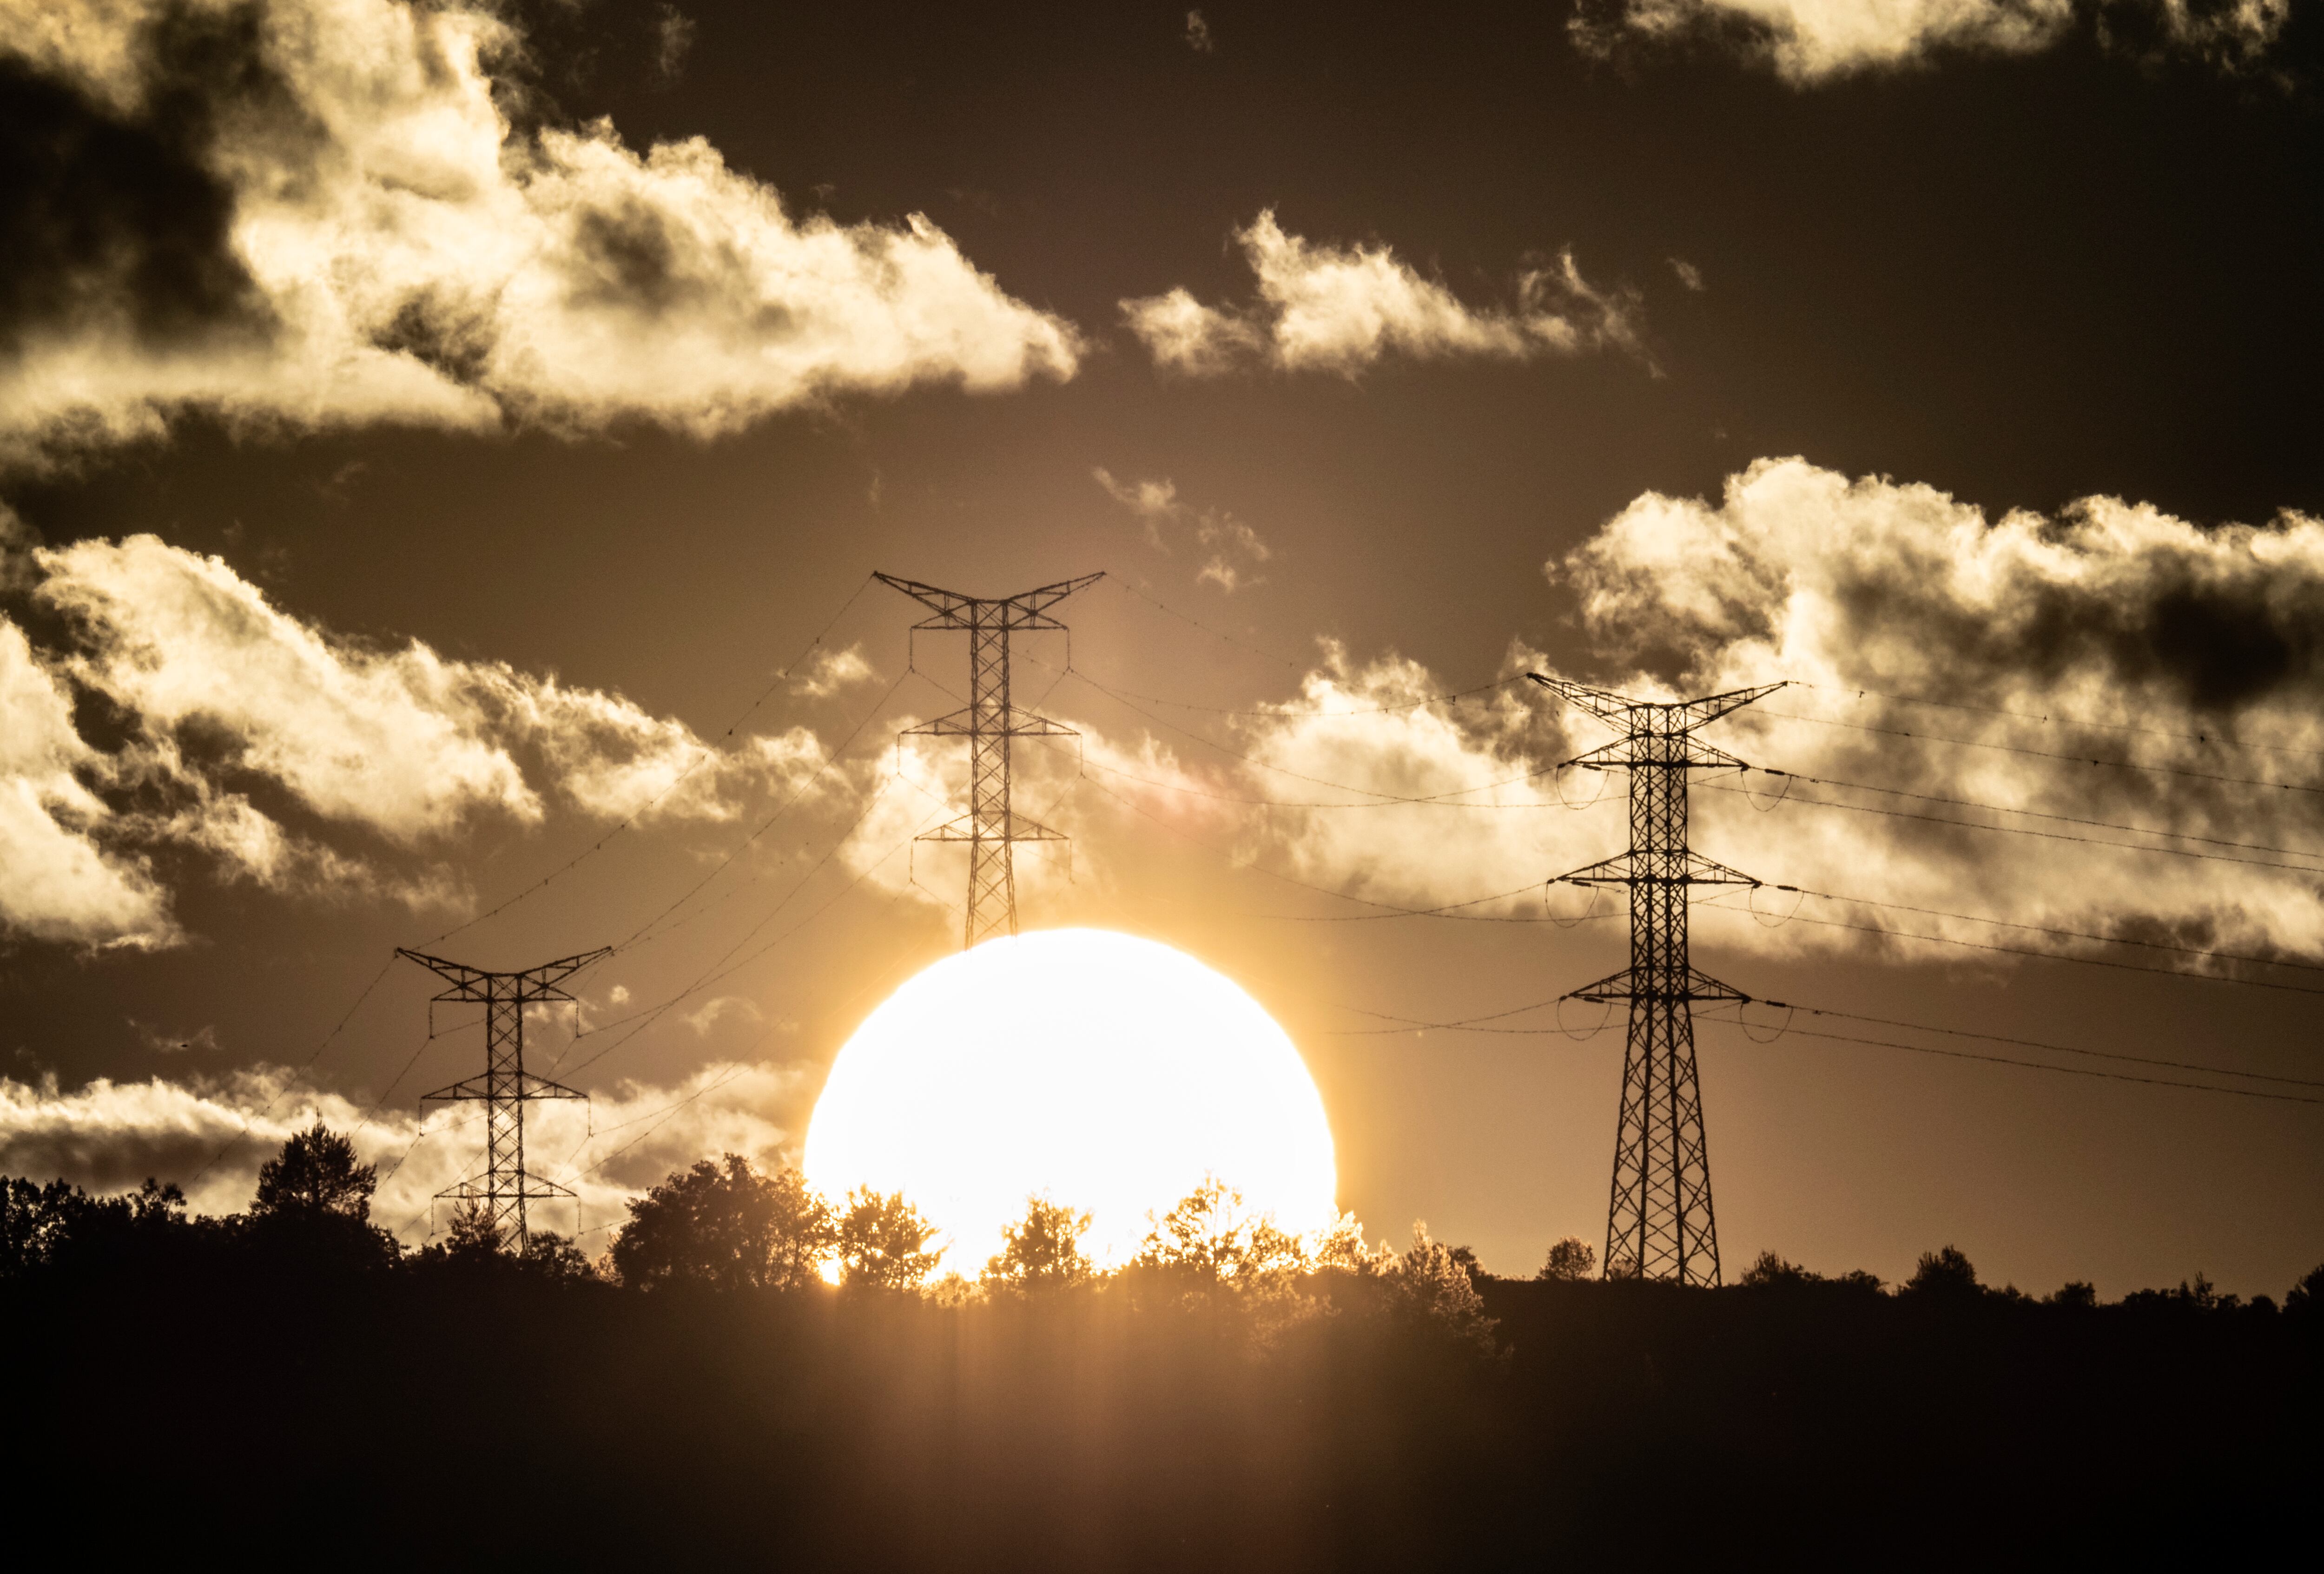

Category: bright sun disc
[803, 928, 1338, 1278]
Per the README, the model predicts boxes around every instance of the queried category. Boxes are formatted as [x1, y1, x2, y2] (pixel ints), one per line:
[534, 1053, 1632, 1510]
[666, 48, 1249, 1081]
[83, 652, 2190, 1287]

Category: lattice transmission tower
[878, 573, 1102, 948]
[398, 947, 609, 1246]
[1529, 675, 1783, 1286]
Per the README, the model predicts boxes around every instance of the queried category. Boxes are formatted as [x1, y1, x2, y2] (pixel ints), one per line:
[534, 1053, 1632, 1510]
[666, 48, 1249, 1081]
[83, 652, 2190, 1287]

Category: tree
[1738, 1250, 1820, 1287]
[1902, 1244, 1982, 1300]
[0, 1178, 80, 1279]
[251, 1122, 377, 1220]
[1389, 1222, 1500, 1357]
[2048, 1281, 2099, 1309]
[836, 1187, 942, 1291]
[982, 1196, 1095, 1293]
[1538, 1236, 1598, 1282]
[2287, 1261, 2324, 1320]
[610, 1154, 836, 1291]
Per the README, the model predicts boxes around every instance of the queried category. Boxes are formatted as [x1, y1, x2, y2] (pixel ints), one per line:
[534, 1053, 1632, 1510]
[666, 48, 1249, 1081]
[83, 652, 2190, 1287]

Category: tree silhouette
[251, 1121, 377, 1220]
[1391, 1222, 1500, 1357]
[982, 1196, 1094, 1292]
[1538, 1236, 1598, 1281]
[1903, 1244, 1983, 1299]
[836, 1187, 942, 1291]
[611, 1154, 836, 1291]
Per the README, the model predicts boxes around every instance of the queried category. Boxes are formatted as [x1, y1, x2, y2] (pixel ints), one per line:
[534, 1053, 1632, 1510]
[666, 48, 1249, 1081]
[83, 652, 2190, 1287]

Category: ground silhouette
[2, 1139, 2316, 1567]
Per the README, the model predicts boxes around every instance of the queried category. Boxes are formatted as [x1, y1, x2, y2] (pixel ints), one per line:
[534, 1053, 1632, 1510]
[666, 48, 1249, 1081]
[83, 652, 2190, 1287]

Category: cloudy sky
[3, 0, 2320, 1293]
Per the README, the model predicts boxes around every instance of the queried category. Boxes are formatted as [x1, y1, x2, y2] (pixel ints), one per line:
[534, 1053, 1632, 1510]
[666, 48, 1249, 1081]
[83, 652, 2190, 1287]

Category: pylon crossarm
[1680, 852, 1761, 887]
[918, 812, 1066, 843]
[1003, 571, 1106, 620]
[1684, 968, 1752, 1004]
[905, 707, 1081, 738]
[437, 1178, 576, 1201]
[1676, 680, 1787, 730]
[1525, 672, 1636, 728]
[1553, 854, 1635, 885]
[422, 1073, 587, 1103]
[1565, 967, 1638, 1003]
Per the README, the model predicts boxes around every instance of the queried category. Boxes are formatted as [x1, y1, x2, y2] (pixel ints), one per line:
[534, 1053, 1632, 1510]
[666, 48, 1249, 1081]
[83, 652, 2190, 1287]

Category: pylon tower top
[398, 946, 607, 1248]
[878, 572, 1101, 949]
[1529, 674, 1784, 1286]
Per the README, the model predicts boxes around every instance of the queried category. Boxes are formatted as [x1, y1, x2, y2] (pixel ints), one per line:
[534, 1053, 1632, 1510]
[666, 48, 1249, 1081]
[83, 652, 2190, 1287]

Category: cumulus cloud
[1212, 460, 2324, 973]
[1570, 0, 2294, 83]
[0, 533, 830, 947]
[0, 1058, 801, 1239]
[1120, 211, 1644, 377]
[0, 0, 1080, 468]
[1093, 469, 1273, 592]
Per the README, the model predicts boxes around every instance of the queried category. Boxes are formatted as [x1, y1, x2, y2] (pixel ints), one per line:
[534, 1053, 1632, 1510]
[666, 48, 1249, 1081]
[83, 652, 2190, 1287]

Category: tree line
[7, 1121, 2318, 1330]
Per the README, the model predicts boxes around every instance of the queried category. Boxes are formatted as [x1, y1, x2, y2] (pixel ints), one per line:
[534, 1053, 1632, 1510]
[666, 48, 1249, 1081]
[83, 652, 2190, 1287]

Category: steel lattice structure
[398, 947, 609, 1246]
[1529, 674, 1783, 1286]
[878, 572, 1102, 948]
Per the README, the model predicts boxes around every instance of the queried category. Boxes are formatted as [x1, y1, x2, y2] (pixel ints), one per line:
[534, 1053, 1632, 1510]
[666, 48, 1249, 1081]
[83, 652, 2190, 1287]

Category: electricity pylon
[878, 572, 1102, 948]
[1528, 674, 1783, 1286]
[397, 947, 609, 1247]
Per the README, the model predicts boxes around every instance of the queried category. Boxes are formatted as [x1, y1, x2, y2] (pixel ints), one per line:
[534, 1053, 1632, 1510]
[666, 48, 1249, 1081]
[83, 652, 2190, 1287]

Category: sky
[2, 0, 2321, 1296]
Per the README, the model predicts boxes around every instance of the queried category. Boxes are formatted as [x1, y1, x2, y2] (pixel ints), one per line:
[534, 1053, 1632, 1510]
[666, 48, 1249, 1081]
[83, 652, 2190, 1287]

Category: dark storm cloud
[0, 0, 1080, 467]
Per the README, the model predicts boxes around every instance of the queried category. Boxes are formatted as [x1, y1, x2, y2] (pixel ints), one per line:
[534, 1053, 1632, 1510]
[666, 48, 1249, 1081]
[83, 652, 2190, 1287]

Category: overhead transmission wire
[427, 573, 879, 948]
[1756, 706, 2324, 797]
[187, 956, 396, 1184]
[1701, 880, 2324, 980]
[1809, 681, 2324, 765]
[1693, 1012, 2323, 1107]
[1697, 769, 2324, 871]
[1314, 985, 2321, 1104]
[547, 774, 918, 1079]
[603, 667, 913, 957]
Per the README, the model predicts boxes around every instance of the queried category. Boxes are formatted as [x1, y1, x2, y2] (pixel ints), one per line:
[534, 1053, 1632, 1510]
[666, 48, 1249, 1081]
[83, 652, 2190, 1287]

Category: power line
[1739, 884, 2324, 979]
[1063, 666, 1552, 804]
[1757, 1004, 2324, 1090]
[1693, 902, 2324, 996]
[187, 956, 396, 1185]
[1109, 576, 1307, 671]
[607, 668, 912, 955]
[1757, 706, 2323, 796]
[1809, 681, 2324, 765]
[1710, 768, 2324, 868]
[1699, 775, 2324, 875]
[428, 573, 878, 947]
[1697, 1013, 2324, 1107]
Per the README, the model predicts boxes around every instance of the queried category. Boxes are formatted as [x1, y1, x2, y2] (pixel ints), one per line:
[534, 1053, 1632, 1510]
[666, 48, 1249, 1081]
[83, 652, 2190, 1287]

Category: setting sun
[802, 928, 1338, 1277]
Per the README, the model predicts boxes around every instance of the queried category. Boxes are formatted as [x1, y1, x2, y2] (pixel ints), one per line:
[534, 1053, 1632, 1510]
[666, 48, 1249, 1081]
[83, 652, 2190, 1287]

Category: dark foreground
[8, 1257, 2315, 1569]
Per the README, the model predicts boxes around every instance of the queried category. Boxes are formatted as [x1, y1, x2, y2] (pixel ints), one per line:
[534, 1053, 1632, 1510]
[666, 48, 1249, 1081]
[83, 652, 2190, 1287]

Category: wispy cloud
[0, 0, 1080, 469]
[1093, 469, 1273, 593]
[1121, 211, 1644, 378]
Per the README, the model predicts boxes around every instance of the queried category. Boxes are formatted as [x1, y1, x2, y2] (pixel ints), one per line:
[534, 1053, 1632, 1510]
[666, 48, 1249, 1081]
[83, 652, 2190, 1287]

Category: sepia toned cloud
[1121, 211, 1644, 378]
[0, 533, 834, 947]
[0, 0, 1081, 469]
[1093, 469, 1273, 592]
[0, 1058, 803, 1238]
[1570, 0, 2294, 83]
[1223, 461, 2324, 967]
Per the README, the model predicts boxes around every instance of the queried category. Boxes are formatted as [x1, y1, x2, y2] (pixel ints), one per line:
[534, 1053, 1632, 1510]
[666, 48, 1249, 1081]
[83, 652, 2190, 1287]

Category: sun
[802, 928, 1338, 1278]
